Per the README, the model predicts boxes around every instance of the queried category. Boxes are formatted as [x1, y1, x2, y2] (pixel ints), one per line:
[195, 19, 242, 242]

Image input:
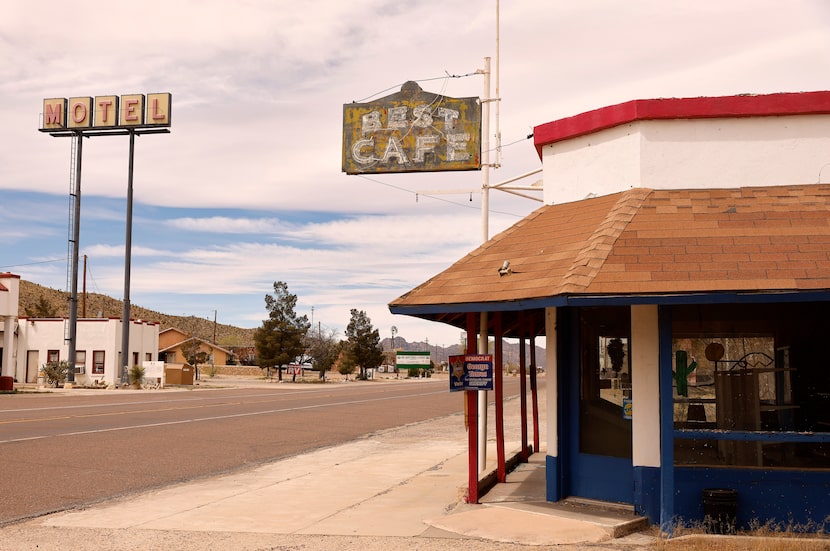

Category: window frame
[92, 350, 105, 375]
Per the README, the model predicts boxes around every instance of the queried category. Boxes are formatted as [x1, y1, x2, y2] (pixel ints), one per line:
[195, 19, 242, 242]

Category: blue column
[658, 305, 675, 535]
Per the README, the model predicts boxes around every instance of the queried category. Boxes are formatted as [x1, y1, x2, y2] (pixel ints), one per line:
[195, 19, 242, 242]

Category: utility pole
[82, 254, 87, 318]
[120, 130, 135, 385]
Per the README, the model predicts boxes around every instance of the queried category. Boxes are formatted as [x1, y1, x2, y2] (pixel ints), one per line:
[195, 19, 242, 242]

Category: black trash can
[702, 488, 738, 534]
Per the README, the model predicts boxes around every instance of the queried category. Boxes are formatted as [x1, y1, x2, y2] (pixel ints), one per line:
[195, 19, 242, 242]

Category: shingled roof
[390, 184, 830, 320]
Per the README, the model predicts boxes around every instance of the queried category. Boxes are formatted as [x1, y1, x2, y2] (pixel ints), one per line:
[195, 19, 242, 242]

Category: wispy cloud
[165, 216, 298, 235]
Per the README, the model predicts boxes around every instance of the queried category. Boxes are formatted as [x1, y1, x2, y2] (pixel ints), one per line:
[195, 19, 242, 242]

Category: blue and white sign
[448, 354, 493, 392]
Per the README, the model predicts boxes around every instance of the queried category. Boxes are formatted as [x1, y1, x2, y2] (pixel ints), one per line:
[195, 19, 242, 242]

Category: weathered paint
[342, 81, 481, 174]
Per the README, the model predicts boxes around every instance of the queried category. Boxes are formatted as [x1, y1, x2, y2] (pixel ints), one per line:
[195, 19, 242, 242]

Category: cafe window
[673, 336, 829, 469]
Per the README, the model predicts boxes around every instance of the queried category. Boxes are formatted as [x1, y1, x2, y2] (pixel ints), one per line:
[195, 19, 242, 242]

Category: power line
[0, 257, 67, 270]
[84, 258, 102, 295]
[354, 71, 480, 103]
[356, 174, 525, 219]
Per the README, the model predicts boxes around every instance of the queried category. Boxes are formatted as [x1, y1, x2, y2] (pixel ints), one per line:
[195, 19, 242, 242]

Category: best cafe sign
[342, 82, 480, 175]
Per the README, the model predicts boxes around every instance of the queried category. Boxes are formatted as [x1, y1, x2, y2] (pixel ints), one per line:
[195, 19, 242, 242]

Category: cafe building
[390, 91, 830, 530]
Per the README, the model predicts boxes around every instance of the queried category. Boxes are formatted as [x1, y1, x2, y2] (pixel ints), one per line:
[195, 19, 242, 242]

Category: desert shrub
[129, 365, 146, 388]
[42, 360, 71, 387]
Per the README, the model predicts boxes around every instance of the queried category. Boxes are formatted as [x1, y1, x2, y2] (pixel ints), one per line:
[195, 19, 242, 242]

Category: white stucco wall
[1, 275, 20, 378]
[543, 124, 642, 204]
[630, 305, 661, 468]
[10, 318, 159, 386]
[0, 277, 19, 317]
[545, 307, 558, 458]
[542, 114, 830, 205]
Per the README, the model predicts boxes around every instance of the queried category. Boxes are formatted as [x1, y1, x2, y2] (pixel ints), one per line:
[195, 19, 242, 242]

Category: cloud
[165, 216, 297, 235]
[83, 244, 173, 259]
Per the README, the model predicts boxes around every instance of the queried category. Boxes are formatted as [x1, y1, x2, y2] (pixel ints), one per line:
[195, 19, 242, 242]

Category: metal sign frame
[343, 81, 481, 174]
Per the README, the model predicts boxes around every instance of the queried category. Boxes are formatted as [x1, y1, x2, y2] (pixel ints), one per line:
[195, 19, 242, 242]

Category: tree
[338, 345, 356, 380]
[180, 337, 209, 380]
[345, 309, 383, 380]
[254, 281, 310, 381]
[306, 326, 341, 381]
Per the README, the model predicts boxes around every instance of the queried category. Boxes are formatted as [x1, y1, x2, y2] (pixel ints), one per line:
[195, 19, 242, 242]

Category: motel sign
[40, 93, 172, 131]
[342, 81, 481, 174]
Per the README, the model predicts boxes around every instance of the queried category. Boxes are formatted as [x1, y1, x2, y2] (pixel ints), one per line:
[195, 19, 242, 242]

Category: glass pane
[674, 336, 830, 467]
[579, 307, 632, 459]
[676, 437, 830, 469]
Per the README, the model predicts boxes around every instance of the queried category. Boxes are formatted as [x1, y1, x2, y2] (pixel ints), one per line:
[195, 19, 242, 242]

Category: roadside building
[390, 91, 830, 530]
[1, 274, 159, 386]
[158, 327, 233, 370]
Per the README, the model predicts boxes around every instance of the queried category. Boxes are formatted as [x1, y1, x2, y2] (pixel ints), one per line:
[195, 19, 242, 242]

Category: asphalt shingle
[390, 184, 830, 309]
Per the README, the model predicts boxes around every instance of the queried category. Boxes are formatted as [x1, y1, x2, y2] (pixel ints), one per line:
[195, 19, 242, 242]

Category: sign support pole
[66, 131, 83, 385]
[120, 129, 136, 385]
[478, 55, 492, 472]
[465, 312, 479, 503]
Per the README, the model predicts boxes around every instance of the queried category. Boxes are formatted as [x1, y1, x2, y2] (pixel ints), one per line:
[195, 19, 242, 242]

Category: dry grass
[658, 537, 829, 550]
[652, 520, 830, 551]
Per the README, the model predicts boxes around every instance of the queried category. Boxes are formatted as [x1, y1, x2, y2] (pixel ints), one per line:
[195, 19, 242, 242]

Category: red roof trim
[533, 91, 830, 158]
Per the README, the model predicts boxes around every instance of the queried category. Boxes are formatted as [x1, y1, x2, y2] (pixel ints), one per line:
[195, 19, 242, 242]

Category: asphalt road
[0, 378, 524, 526]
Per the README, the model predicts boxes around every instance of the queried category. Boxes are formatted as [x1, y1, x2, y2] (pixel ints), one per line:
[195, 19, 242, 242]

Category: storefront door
[568, 306, 633, 503]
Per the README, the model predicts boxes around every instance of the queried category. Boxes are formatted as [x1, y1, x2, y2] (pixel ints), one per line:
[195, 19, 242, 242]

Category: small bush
[129, 365, 146, 388]
[42, 360, 71, 387]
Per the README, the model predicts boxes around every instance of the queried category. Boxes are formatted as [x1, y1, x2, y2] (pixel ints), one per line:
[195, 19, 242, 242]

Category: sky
[3, 1, 830, 348]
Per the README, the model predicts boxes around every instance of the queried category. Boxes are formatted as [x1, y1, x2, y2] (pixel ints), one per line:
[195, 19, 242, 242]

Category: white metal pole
[495, 0, 501, 168]
[478, 312, 489, 471]
[478, 56, 492, 471]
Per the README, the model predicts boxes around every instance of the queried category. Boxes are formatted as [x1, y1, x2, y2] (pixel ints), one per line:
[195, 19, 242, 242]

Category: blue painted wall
[674, 467, 830, 529]
[634, 466, 661, 523]
[546, 454, 562, 501]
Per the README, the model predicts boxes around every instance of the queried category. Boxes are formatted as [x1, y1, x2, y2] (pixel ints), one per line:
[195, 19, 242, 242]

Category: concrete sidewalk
[37, 439, 653, 547]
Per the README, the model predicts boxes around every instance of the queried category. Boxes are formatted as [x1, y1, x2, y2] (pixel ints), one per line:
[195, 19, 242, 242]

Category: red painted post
[494, 312, 505, 482]
[466, 390, 478, 503]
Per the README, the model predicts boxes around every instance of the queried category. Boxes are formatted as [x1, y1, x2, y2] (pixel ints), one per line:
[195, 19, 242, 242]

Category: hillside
[18, 280, 256, 347]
